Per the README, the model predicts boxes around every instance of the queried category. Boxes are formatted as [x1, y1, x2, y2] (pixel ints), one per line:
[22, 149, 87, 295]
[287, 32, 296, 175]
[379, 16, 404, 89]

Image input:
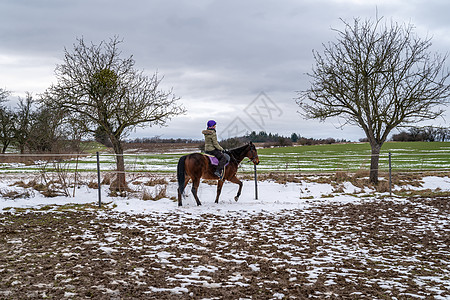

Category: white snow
[1, 172, 450, 299]
[1, 175, 449, 214]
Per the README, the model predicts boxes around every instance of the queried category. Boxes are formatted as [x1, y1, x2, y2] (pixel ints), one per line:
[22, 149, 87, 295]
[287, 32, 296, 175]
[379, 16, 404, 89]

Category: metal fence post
[254, 164, 258, 200]
[96, 152, 102, 207]
[389, 152, 392, 197]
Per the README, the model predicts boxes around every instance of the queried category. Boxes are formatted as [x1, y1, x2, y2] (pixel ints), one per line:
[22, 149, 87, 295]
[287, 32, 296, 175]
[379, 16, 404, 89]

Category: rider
[202, 120, 227, 178]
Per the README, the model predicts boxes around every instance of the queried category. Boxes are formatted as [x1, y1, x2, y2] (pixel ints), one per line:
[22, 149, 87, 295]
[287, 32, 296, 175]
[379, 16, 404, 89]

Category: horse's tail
[177, 155, 188, 195]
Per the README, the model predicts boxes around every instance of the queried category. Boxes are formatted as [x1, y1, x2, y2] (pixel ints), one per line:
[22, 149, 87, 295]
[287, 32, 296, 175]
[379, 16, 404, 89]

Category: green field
[1, 142, 449, 174]
[255, 141, 450, 173]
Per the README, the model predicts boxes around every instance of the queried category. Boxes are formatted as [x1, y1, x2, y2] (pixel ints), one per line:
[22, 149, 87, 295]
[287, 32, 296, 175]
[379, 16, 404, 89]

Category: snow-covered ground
[1, 175, 449, 299]
[1, 174, 449, 213]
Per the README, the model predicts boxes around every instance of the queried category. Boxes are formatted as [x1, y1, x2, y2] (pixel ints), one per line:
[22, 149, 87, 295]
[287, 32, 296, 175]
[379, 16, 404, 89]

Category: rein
[227, 144, 251, 164]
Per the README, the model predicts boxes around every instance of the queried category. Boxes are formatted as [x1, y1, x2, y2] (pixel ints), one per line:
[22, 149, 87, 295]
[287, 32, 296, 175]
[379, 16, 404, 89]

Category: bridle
[227, 143, 259, 165]
[247, 145, 259, 165]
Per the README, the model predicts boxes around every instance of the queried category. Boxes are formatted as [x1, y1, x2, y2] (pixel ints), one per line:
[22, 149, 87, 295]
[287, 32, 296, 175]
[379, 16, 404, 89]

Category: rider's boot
[214, 167, 223, 179]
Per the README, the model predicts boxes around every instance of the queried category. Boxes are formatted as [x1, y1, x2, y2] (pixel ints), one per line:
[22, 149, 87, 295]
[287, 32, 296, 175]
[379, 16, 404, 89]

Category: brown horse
[177, 142, 259, 206]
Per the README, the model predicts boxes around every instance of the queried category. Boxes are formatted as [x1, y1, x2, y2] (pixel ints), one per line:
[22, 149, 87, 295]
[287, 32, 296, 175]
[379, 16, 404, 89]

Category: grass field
[0, 141, 449, 174]
[256, 141, 450, 173]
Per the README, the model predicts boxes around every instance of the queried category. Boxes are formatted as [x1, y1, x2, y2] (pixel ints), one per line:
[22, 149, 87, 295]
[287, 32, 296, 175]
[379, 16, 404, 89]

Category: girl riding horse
[177, 142, 259, 206]
[202, 120, 227, 179]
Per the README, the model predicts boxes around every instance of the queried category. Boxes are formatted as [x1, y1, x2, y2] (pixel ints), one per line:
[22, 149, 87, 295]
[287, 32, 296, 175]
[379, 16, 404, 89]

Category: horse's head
[247, 142, 260, 165]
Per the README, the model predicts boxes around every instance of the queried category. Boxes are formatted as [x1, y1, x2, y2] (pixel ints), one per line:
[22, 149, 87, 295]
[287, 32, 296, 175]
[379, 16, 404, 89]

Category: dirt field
[1, 196, 449, 299]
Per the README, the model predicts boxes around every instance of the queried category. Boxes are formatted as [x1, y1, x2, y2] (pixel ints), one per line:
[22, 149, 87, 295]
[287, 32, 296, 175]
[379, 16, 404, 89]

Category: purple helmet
[207, 120, 216, 128]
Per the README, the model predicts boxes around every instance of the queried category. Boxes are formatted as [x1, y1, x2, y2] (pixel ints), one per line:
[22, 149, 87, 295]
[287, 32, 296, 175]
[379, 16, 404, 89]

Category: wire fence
[1, 151, 450, 175]
[1, 151, 449, 206]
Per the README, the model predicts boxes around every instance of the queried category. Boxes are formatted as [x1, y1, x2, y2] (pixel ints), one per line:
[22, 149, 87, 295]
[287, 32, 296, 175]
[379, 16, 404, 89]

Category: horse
[176, 142, 260, 206]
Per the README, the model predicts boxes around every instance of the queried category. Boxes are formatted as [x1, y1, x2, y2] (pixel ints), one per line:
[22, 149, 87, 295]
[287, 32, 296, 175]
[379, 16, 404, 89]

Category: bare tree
[0, 88, 13, 153]
[14, 93, 35, 154]
[0, 88, 9, 103]
[44, 37, 185, 191]
[27, 104, 67, 153]
[0, 107, 15, 153]
[297, 17, 450, 183]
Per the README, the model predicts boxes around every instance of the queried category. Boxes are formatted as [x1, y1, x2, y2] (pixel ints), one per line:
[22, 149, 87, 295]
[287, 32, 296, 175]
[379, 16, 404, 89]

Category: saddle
[204, 153, 230, 166]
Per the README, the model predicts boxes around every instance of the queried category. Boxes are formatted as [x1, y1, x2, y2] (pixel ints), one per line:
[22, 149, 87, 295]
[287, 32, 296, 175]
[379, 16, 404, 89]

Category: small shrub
[144, 177, 168, 186]
[33, 183, 48, 192]
[87, 181, 98, 189]
[101, 173, 114, 185]
[12, 180, 37, 189]
[353, 170, 369, 179]
[40, 189, 61, 198]
[334, 171, 350, 182]
[332, 184, 345, 193]
[142, 185, 167, 201]
[0, 189, 32, 199]
[375, 180, 390, 193]
[12, 179, 65, 198]
[142, 189, 152, 200]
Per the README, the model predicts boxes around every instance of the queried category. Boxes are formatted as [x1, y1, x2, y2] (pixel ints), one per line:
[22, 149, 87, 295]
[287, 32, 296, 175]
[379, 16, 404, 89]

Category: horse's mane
[225, 143, 251, 163]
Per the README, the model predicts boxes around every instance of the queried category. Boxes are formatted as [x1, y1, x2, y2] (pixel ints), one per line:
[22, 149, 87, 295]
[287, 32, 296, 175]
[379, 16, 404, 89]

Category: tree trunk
[2, 141, 9, 153]
[110, 136, 127, 192]
[369, 143, 382, 184]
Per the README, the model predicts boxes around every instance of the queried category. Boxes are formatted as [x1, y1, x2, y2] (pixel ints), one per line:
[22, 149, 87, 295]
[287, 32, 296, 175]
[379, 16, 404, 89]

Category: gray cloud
[1, 0, 449, 141]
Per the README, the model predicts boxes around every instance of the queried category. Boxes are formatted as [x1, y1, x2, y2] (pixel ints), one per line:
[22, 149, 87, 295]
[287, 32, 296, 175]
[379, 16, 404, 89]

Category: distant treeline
[357, 126, 450, 143]
[244, 131, 349, 147]
[95, 127, 450, 150]
[124, 131, 349, 147]
[390, 127, 450, 142]
[125, 136, 202, 144]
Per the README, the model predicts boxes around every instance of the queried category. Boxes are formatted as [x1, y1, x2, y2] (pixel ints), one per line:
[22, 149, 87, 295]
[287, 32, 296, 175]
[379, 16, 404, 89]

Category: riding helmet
[207, 120, 216, 128]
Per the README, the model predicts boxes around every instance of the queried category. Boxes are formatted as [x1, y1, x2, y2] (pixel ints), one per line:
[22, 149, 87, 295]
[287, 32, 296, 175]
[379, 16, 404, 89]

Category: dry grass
[239, 172, 303, 184]
[0, 189, 32, 199]
[374, 180, 390, 193]
[142, 185, 167, 201]
[13, 180, 35, 189]
[3, 168, 447, 201]
[396, 188, 450, 198]
[12, 179, 64, 198]
[101, 172, 115, 185]
[202, 179, 218, 186]
[143, 177, 168, 186]
[250, 170, 444, 196]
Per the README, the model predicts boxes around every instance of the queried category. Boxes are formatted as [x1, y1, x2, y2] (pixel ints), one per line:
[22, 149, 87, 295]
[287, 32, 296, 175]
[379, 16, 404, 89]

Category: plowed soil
[1, 197, 449, 299]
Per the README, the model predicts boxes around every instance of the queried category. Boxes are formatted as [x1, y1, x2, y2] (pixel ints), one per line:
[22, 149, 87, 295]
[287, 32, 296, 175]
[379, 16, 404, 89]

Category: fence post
[389, 152, 392, 197]
[254, 164, 258, 200]
[96, 152, 102, 207]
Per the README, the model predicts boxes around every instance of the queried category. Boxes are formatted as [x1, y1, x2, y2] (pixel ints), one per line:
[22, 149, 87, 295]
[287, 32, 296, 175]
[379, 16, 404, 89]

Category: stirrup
[214, 169, 224, 180]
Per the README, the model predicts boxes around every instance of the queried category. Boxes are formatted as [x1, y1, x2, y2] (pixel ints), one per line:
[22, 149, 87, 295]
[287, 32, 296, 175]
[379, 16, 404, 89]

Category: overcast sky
[1, 0, 450, 141]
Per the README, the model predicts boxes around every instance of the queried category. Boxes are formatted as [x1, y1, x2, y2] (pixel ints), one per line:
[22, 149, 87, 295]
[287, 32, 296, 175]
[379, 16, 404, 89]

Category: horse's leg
[229, 175, 243, 202]
[178, 177, 190, 207]
[177, 188, 182, 206]
[215, 180, 224, 204]
[184, 177, 190, 194]
[191, 177, 202, 206]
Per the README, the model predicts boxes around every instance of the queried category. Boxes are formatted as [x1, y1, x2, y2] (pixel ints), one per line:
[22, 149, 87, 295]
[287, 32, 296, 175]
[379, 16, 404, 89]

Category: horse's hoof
[234, 196, 239, 202]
